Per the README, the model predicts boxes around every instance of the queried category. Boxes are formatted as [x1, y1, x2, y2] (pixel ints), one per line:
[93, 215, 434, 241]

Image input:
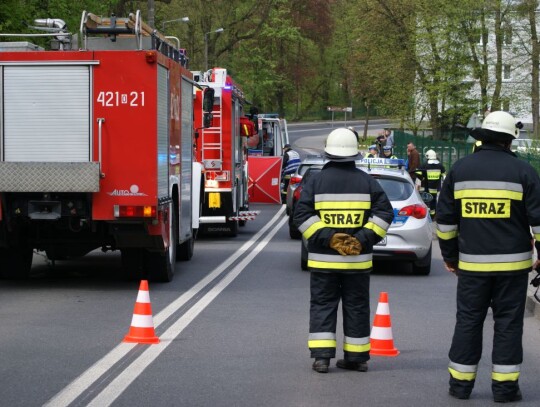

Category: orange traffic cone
[370, 292, 399, 356]
[123, 280, 160, 344]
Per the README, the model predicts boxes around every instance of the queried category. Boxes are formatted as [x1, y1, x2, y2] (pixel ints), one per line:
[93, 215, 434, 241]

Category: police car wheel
[412, 245, 432, 275]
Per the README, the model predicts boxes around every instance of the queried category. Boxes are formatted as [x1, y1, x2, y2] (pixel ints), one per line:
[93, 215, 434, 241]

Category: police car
[285, 154, 327, 216]
[298, 158, 434, 275]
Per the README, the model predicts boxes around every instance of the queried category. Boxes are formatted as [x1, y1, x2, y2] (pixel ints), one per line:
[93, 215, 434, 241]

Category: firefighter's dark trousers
[448, 273, 528, 398]
[308, 272, 370, 362]
[429, 192, 437, 217]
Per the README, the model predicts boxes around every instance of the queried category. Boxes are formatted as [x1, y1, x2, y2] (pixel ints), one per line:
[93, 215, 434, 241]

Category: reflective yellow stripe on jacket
[314, 193, 371, 210]
[458, 251, 532, 273]
[436, 223, 458, 240]
[454, 181, 523, 201]
[308, 253, 373, 270]
[298, 215, 326, 240]
[364, 215, 390, 238]
[532, 226, 540, 241]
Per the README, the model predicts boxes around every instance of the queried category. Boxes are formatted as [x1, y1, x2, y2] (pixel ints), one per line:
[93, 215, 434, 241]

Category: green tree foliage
[1, 0, 539, 132]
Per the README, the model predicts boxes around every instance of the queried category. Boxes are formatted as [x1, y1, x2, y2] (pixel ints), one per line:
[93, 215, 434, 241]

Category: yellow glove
[344, 236, 362, 255]
[330, 234, 362, 256]
[329, 233, 351, 256]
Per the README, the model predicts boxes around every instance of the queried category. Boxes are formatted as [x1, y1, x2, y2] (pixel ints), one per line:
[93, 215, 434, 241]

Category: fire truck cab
[0, 11, 202, 282]
[192, 68, 257, 236]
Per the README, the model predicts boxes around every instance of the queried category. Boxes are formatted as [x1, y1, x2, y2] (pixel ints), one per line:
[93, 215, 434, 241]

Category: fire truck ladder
[201, 93, 223, 172]
[79, 10, 188, 66]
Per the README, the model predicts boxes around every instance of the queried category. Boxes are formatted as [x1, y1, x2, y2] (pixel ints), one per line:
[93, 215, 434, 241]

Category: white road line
[43, 206, 286, 407]
[87, 215, 288, 407]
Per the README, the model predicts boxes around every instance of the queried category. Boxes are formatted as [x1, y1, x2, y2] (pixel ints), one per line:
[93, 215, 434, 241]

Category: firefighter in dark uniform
[293, 128, 394, 373]
[436, 111, 540, 402]
[415, 149, 445, 219]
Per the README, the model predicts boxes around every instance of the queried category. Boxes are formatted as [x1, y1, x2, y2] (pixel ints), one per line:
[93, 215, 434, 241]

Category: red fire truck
[0, 11, 203, 282]
[192, 68, 258, 236]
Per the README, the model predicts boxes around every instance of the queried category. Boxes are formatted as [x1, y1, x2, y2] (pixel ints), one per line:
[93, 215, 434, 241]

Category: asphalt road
[1, 120, 539, 406]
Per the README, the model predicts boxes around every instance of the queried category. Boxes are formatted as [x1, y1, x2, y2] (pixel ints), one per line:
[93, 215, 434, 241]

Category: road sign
[327, 106, 352, 112]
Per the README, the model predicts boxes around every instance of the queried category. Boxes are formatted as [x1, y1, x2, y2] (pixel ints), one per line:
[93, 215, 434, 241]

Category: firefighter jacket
[416, 160, 446, 194]
[293, 161, 394, 273]
[436, 143, 540, 276]
[282, 149, 301, 177]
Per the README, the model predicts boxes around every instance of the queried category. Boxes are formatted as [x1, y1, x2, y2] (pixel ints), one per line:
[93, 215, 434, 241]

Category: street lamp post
[204, 27, 224, 71]
[161, 16, 189, 32]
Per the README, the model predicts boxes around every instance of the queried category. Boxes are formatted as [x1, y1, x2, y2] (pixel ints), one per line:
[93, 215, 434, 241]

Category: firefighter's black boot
[449, 377, 473, 400]
[494, 389, 522, 403]
[449, 388, 471, 400]
[312, 358, 330, 373]
[336, 359, 368, 372]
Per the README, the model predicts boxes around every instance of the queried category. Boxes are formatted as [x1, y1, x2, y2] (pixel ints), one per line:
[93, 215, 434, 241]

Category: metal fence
[393, 130, 540, 172]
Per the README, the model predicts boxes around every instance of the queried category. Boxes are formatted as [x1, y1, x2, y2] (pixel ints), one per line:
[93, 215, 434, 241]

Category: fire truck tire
[177, 235, 194, 261]
[145, 204, 177, 282]
[0, 245, 33, 279]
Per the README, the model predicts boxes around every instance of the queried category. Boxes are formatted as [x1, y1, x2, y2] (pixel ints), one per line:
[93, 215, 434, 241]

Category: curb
[527, 273, 540, 321]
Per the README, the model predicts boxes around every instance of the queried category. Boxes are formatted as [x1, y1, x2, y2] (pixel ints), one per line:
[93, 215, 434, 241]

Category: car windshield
[376, 177, 414, 201]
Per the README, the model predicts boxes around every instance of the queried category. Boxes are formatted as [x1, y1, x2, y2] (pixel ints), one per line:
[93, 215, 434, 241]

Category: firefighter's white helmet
[325, 128, 359, 157]
[425, 149, 437, 160]
[481, 111, 520, 139]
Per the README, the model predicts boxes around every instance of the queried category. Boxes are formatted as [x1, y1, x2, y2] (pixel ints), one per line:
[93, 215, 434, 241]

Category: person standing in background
[281, 144, 301, 203]
[407, 142, 420, 181]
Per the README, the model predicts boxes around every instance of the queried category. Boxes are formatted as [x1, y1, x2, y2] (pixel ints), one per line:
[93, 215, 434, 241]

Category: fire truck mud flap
[121, 203, 176, 282]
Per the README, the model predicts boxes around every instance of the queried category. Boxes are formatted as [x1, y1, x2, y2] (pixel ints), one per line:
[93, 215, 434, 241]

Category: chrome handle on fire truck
[135, 10, 142, 50]
[97, 118, 105, 178]
[80, 10, 88, 50]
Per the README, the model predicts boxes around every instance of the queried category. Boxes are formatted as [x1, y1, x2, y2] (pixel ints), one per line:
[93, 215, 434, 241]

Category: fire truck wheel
[0, 245, 33, 279]
[145, 204, 177, 282]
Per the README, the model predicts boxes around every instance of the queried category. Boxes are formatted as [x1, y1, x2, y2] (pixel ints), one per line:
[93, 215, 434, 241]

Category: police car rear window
[376, 178, 413, 201]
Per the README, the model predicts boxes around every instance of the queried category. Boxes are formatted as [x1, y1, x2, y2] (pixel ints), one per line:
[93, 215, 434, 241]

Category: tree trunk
[491, 4, 503, 111]
[529, 3, 540, 138]
[363, 100, 370, 141]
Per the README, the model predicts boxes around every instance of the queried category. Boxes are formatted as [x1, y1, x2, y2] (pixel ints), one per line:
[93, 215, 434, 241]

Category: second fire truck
[192, 68, 258, 236]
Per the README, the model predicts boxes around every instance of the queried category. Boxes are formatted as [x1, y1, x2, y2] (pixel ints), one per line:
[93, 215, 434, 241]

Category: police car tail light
[398, 204, 427, 219]
[293, 185, 303, 201]
[289, 175, 302, 186]
[114, 205, 156, 218]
